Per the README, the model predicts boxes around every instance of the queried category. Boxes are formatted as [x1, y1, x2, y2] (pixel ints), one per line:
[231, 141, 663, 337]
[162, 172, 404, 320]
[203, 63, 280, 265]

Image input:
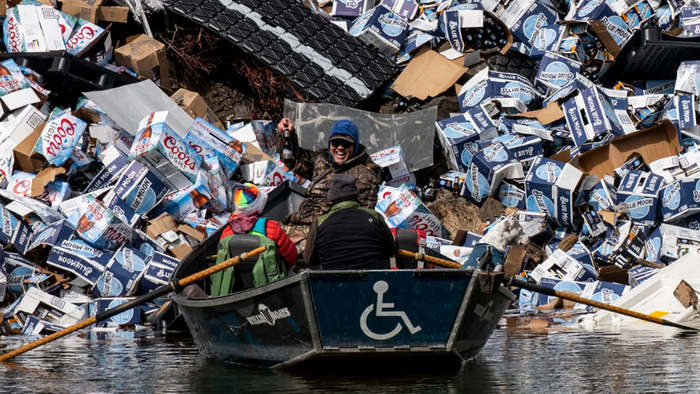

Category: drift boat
[171, 183, 514, 368]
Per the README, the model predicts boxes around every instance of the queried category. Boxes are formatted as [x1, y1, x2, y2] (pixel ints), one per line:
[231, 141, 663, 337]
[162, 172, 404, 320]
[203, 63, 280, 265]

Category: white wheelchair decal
[360, 280, 421, 340]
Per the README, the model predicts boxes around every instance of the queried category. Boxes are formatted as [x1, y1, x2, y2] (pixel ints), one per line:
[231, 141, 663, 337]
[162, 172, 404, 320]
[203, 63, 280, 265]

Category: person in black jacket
[304, 174, 396, 270]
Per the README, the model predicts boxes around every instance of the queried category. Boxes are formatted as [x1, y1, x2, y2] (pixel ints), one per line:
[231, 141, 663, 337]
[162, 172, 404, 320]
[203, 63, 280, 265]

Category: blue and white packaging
[5, 252, 35, 294]
[497, 182, 527, 210]
[439, 170, 467, 191]
[675, 61, 700, 96]
[137, 251, 179, 294]
[581, 209, 607, 237]
[46, 247, 105, 286]
[461, 142, 524, 205]
[332, 0, 373, 18]
[499, 0, 558, 48]
[601, 14, 633, 48]
[579, 280, 630, 307]
[458, 69, 540, 114]
[644, 224, 700, 261]
[530, 249, 598, 283]
[380, 0, 419, 20]
[558, 35, 586, 63]
[587, 177, 618, 212]
[92, 245, 148, 297]
[530, 277, 591, 307]
[462, 231, 483, 248]
[567, 242, 597, 272]
[660, 178, 700, 222]
[102, 191, 141, 227]
[535, 51, 583, 95]
[617, 171, 665, 226]
[426, 235, 453, 253]
[530, 23, 566, 60]
[54, 236, 114, 268]
[491, 134, 544, 164]
[633, 80, 675, 95]
[185, 117, 245, 181]
[675, 94, 697, 132]
[350, 5, 409, 56]
[442, 9, 487, 53]
[563, 86, 629, 147]
[109, 161, 171, 218]
[681, 7, 700, 37]
[84, 154, 128, 193]
[566, 0, 619, 22]
[435, 113, 497, 171]
[525, 157, 583, 227]
[91, 297, 142, 325]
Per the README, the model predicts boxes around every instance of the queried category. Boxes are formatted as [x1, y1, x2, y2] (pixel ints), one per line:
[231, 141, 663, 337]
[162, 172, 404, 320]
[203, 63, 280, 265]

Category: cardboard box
[170, 89, 224, 131]
[376, 184, 443, 237]
[497, 182, 526, 210]
[458, 68, 540, 114]
[574, 120, 682, 177]
[155, 170, 219, 220]
[461, 142, 523, 205]
[5, 252, 35, 294]
[499, 0, 558, 48]
[46, 246, 106, 286]
[90, 297, 142, 325]
[438, 170, 466, 191]
[128, 111, 202, 190]
[75, 198, 133, 250]
[617, 170, 664, 226]
[349, 5, 409, 56]
[331, 0, 372, 18]
[240, 160, 289, 188]
[229, 120, 276, 159]
[442, 9, 513, 54]
[530, 249, 598, 283]
[92, 245, 148, 297]
[11, 287, 85, 327]
[661, 178, 700, 222]
[186, 117, 245, 180]
[114, 34, 170, 87]
[391, 47, 467, 100]
[111, 160, 170, 216]
[371, 145, 416, 188]
[525, 157, 582, 227]
[535, 51, 583, 95]
[435, 113, 496, 172]
[486, 134, 544, 164]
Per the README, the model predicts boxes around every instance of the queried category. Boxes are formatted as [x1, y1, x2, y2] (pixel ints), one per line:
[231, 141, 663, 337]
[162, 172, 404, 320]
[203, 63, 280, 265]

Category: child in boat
[304, 174, 396, 270]
[220, 182, 298, 269]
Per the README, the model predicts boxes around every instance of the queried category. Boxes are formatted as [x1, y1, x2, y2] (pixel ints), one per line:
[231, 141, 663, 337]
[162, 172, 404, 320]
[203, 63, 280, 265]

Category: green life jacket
[210, 218, 287, 297]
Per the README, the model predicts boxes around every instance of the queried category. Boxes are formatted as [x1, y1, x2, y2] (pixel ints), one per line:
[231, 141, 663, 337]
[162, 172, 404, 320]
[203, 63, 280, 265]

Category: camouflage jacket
[277, 128, 380, 225]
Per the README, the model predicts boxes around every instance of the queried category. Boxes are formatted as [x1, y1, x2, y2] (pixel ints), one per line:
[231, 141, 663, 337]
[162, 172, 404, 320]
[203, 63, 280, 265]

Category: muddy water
[2, 325, 699, 393]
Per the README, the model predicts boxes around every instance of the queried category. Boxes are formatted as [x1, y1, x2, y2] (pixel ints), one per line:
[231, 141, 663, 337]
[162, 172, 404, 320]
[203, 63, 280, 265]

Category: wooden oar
[0, 246, 266, 362]
[399, 249, 700, 331]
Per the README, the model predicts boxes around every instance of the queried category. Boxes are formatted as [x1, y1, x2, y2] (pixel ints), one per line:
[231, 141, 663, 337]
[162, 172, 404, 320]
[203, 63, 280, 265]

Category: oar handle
[398, 250, 462, 269]
[0, 246, 267, 362]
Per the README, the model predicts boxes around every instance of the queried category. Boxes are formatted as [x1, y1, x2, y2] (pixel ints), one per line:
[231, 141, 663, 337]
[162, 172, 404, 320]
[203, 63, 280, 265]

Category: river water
[2, 323, 699, 393]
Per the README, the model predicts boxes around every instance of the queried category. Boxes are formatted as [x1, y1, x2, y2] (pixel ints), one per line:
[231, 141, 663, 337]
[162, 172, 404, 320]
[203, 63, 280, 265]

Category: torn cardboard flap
[242, 143, 273, 163]
[170, 88, 225, 131]
[509, 102, 565, 125]
[391, 47, 467, 101]
[97, 6, 129, 23]
[144, 213, 178, 239]
[598, 210, 619, 226]
[178, 224, 205, 243]
[573, 120, 681, 177]
[589, 20, 620, 59]
[170, 244, 192, 260]
[31, 167, 66, 197]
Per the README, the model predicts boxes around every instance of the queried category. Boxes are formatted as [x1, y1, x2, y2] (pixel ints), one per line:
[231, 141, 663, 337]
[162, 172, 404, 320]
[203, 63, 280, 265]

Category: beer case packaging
[171, 89, 225, 131]
[137, 251, 179, 294]
[22, 314, 67, 334]
[378, 0, 418, 20]
[75, 198, 133, 250]
[497, 182, 527, 210]
[128, 111, 202, 191]
[110, 161, 171, 217]
[185, 117, 246, 180]
[530, 249, 598, 284]
[64, 19, 106, 56]
[438, 170, 467, 191]
[616, 170, 664, 227]
[644, 224, 700, 262]
[375, 184, 443, 237]
[486, 134, 544, 164]
[425, 235, 453, 253]
[240, 160, 289, 188]
[0, 59, 31, 97]
[530, 22, 567, 60]
[5, 252, 35, 294]
[681, 7, 700, 37]
[461, 142, 524, 206]
[578, 280, 630, 309]
[16, 5, 65, 52]
[562, 86, 630, 148]
[439, 245, 472, 265]
[435, 113, 498, 172]
[674, 61, 700, 96]
[92, 245, 148, 298]
[497, 0, 558, 51]
[114, 34, 170, 87]
[155, 170, 217, 221]
[660, 178, 700, 223]
[3, 8, 25, 53]
[566, 241, 597, 272]
[581, 208, 607, 237]
[229, 120, 277, 159]
[7, 170, 72, 208]
[675, 94, 698, 134]
[55, 236, 115, 269]
[89, 297, 143, 325]
[25, 220, 76, 254]
[535, 51, 583, 96]
[0, 271, 6, 303]
[527, 277, 592, 307]
[84, 153, 128, 193]
[331, 0, 373, 18]
[46, 246, 106, 287]
[0, 203, 29, 248]
[9, 286, 85, 327]
[462, 231, 483, 248]
[102, 190, 141, 226]
[586, 177, 617, 212]
[525, 157, 583, 228]
[0, 106, 44, 150]
[349, 5, 409, 56]
[370, 145, 416, 188]
[458, 68, 540, 114]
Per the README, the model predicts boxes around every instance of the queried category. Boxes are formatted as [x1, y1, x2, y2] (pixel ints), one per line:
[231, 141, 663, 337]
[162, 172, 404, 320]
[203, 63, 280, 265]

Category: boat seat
[209, 235, 263, 296]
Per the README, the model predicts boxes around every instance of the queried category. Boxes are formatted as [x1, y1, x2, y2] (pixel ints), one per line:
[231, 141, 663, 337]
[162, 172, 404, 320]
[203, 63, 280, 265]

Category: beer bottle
[0, 64, 11, 76]
[77, 214, 95, 233]
[282, 127, 295, 169]
[190, 189, 210, 209]
[140, 113, 157, 140]
[228, 139, 244, 154]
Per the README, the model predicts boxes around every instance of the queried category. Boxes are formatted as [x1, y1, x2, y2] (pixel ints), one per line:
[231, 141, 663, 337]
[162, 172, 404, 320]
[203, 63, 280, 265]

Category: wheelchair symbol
[360, 281, 421, 340]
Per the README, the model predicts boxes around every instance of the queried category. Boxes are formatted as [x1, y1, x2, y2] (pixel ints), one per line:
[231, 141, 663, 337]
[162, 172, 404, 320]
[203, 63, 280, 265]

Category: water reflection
[2, 325, 700, 393]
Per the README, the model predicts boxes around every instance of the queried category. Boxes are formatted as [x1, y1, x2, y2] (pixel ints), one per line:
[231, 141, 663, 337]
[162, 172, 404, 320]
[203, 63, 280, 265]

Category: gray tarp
[283, 99, 436, 170]
[84, 80, 194, 137]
